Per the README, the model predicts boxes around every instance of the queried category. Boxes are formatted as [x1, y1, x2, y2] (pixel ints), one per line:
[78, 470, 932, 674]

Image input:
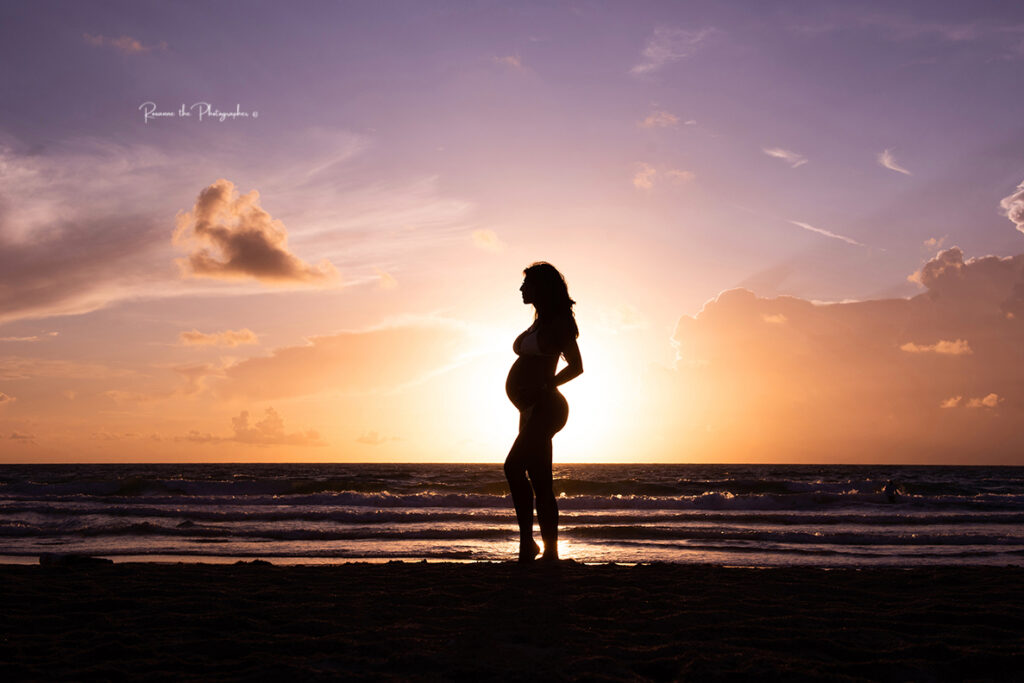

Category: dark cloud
[173, 179, 338, 284]
[0, 215, 168, 324]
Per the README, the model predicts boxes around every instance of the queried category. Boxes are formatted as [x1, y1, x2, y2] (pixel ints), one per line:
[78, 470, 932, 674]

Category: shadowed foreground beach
[2, 562, 1022, 681]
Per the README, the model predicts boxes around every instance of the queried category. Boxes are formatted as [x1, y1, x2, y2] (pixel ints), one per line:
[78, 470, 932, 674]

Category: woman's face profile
[520, 277, 535, 305]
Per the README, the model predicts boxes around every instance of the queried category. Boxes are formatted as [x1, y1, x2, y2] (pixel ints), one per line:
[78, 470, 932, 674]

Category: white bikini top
[513, 324, 560, 358]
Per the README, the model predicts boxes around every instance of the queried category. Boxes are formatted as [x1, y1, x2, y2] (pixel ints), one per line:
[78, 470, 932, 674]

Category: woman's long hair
[524, 262, 579, 339]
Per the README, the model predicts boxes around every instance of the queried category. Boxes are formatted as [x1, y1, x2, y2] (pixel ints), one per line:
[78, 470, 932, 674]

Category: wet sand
[1, 562, 1022, 681]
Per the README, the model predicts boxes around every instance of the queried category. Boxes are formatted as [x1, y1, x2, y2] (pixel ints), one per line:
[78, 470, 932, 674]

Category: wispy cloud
[179, 328, 259, 348]
[900, 339, 972, 355]
[83, 33, 166, 54]
[878, 149, 912, 175]
[471, 229, 506, 252]
[375, 268, 398, 290]
[0, 332, 57, 342]
[665, 169, 695, 184]
[0, 133, 474, 324]
[494, 54, 522, 69]
[788, 220, 864, 247]
[0, 392, 14, 405]
[0, 358, 134, 381]
[173, 179, 339, 285]
[218, 317, 478, 400]
[763, 147, 808, 168]
[639, 110, 679, 128]
[631, 27, 714, 75]
[356, 430, 398, 445]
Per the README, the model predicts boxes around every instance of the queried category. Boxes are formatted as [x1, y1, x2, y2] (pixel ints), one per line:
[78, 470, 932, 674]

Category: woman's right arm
[550, 322, 582, 389]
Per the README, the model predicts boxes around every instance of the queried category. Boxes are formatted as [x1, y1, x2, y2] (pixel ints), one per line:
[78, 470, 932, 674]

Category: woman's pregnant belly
[505, 357, 552, 411]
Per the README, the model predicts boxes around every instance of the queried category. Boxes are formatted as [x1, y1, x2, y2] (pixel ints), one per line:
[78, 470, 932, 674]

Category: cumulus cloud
[924, 236, 947, 250]
[666, 246, 1024, 462]
[173, 179, 338, 284]
[179, 407, 323, 446]
[634, 164, 694, 190]
[472, 229, 506, 253]
[763, 147, 808, 168]
[632, 27, 715, 75]
[633, 163, 657, 190]
[231, 407, 323, 445]
[218, 318, 476, 400]
[639, 110, 679, 128]
[878, 149, 912, 175]
[911, 247, 1024, 317]
[967, 393, 1001, 409]
[83, 33, 166, 54]
[179, 328, 259, 347]
[900, 339, 972, 355]
[1000, 180, 1024, 235]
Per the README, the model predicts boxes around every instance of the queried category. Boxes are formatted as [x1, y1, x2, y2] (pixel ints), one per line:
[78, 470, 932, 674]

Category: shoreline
[5, 552, 1023, 568]
[4, 552, 1024, 568]
[3, 562, 1022, 680]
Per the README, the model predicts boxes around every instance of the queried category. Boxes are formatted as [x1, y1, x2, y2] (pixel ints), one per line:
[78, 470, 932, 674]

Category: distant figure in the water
[882, 479, 902, 503]
[504, 262, 583, 562]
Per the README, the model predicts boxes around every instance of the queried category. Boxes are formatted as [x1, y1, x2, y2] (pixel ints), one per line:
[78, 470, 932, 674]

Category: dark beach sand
[2, 562, 1022, 681]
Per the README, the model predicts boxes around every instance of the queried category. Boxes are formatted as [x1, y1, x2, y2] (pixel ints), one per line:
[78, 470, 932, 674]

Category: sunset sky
[2, 1, 1024, 464]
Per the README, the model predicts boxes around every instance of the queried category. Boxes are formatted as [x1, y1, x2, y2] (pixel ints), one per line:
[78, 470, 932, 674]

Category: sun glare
[437, 329, 645, 463]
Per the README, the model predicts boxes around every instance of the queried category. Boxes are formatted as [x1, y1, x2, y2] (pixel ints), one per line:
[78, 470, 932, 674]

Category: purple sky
[2, 1, 1024, 462]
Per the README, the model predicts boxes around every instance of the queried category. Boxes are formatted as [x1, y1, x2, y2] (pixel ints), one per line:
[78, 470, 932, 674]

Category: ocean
[1, 463, 1023, 566]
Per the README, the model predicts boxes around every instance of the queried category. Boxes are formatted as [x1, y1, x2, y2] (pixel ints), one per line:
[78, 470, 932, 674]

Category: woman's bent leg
[504, 433, 539, 561]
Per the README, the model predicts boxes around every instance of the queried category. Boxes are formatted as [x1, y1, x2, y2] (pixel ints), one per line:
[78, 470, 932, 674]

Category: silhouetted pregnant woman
[504, 262, 583, 562]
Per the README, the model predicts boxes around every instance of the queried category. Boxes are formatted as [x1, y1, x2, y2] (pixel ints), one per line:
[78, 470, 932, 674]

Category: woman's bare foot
[540, 543, 559, 561]
[518, 540, 541, 563]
